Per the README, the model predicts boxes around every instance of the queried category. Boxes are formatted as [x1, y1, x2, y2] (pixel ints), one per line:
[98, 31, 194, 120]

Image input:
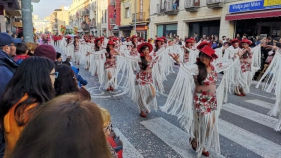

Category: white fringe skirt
[191, 111, 220, 157]
[132, 83, 157, 113]
[105, 67, 117, 88]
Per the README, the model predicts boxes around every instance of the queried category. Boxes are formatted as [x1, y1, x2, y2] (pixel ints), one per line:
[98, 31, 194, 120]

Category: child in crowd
[71, 66, 88, 88]
[55, 52, 63, 66]
[65, 57, 73, 66]
[13, 43, 29, 64]
[100, 108, 123, 158]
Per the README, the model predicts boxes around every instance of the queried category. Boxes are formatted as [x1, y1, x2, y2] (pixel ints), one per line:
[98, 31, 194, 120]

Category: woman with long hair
[130, 35, 138, 56]
[154, 38, 163, 52]
[134, 43, 159, 117]
[235, 39, 260, 96]
[10, 93, 111, 158]
[104, 41, 120, 91]
[164, 45, 239, 157]
[55, 64, 91, 100]
[95, 38, 101, 51]
[0, 57, 56, 158]
[89, 38, 103, 76]
[54, 64, 79, 96]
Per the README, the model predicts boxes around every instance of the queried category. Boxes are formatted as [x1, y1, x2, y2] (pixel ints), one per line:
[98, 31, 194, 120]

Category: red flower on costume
[202, 91, 208, 95]
[201, 98, 207, 103]
[194, 95, 199, 101]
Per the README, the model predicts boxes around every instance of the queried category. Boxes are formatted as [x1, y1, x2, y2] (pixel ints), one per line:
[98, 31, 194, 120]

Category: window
[102, 11, 104, 23]
[105, 9, 107, 23]
[125, 8, 130, 18]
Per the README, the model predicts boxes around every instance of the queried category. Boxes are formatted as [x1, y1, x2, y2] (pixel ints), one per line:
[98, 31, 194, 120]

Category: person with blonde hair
[25, 42, 39, 56]
[100, 108, 122, 158]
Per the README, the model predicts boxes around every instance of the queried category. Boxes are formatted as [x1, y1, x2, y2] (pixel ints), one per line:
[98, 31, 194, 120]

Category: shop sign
[229, 0, 281, 13]
[264, 0, 281, 7]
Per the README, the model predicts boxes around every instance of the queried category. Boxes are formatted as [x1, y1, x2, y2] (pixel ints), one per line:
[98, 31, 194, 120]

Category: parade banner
[229, 0, 281, 13]
[264, 0, 281, 7]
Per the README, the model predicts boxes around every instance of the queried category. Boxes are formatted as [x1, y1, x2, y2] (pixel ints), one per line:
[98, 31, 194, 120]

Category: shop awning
[12, 22, 22, 28]
[5, 10, 21, 16]
[225, 9, 281, 21]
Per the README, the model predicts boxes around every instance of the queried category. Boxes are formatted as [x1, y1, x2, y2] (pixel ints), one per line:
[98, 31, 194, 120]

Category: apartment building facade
[119, 0, 150, 38]
[149, 0, 281, 39]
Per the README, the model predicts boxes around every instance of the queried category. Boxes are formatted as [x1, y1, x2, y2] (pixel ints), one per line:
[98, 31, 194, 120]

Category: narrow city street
[55, 46, 280, 158]
[1, 0, 281, 157]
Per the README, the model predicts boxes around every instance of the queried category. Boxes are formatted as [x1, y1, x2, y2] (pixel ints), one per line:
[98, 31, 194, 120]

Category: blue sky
[32, 0, 72, 18]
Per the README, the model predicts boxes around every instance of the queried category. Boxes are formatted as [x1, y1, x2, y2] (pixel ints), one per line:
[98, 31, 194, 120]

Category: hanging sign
[264, 0, 281, 7]
[229, 0, 281, 13]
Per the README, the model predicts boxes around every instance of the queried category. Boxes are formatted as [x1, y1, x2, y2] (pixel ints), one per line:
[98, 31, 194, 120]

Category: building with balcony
[150, 0, 281, 39]
[108, 0, 121, 37]
[120, 0, 149, 38]
[68, 0, 90, 35]
[50, 5, 69, 35]
[0, 0, 22, 33]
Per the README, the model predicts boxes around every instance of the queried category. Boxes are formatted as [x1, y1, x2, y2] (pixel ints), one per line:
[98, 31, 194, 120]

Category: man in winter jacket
[0, 32, 22, 158]
[0, 32, 22, 96]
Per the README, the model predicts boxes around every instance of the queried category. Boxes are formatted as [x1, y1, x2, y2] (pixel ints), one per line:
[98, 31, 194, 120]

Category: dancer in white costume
[162, 45, 241, 157]
[65, 36, 74, 60]
[256, 45, 281, 131]
[182, 38, 196, 64]
[154, 38, 163, 52]
[104, 41, 120, 91]
[118, 42, 164, 117]
[85, 40, 94, 70]
[235, 39, 261, 96]
[73, 36, 81, 65]
[89, 37, 104, 76]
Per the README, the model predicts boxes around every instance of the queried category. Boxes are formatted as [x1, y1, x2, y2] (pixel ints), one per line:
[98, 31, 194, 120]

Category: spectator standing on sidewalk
[0, 57, 56, 158]
[0, 32, 21, 158]
[13, 43, 29, 65]
[0, 32, 22, 95]
[34, 44, 56, 62]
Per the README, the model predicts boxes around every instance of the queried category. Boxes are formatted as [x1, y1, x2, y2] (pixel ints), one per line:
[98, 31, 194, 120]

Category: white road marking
[113, 128, 144, 158]
[249, 92, 275, 100]
[222, 103, 278, 128]
[219, 120, 281, 158]
[245, 99, 274, 109]
[141, 117, 225, 158]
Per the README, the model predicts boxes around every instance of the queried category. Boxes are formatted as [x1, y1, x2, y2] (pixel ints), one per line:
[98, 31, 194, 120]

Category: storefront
[188, 20, 220, 39]
[157, 24, 177, 37]
[225, 0, 281, 38]
[119, 25, 132, 38]
[136, 25, 148, 39]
